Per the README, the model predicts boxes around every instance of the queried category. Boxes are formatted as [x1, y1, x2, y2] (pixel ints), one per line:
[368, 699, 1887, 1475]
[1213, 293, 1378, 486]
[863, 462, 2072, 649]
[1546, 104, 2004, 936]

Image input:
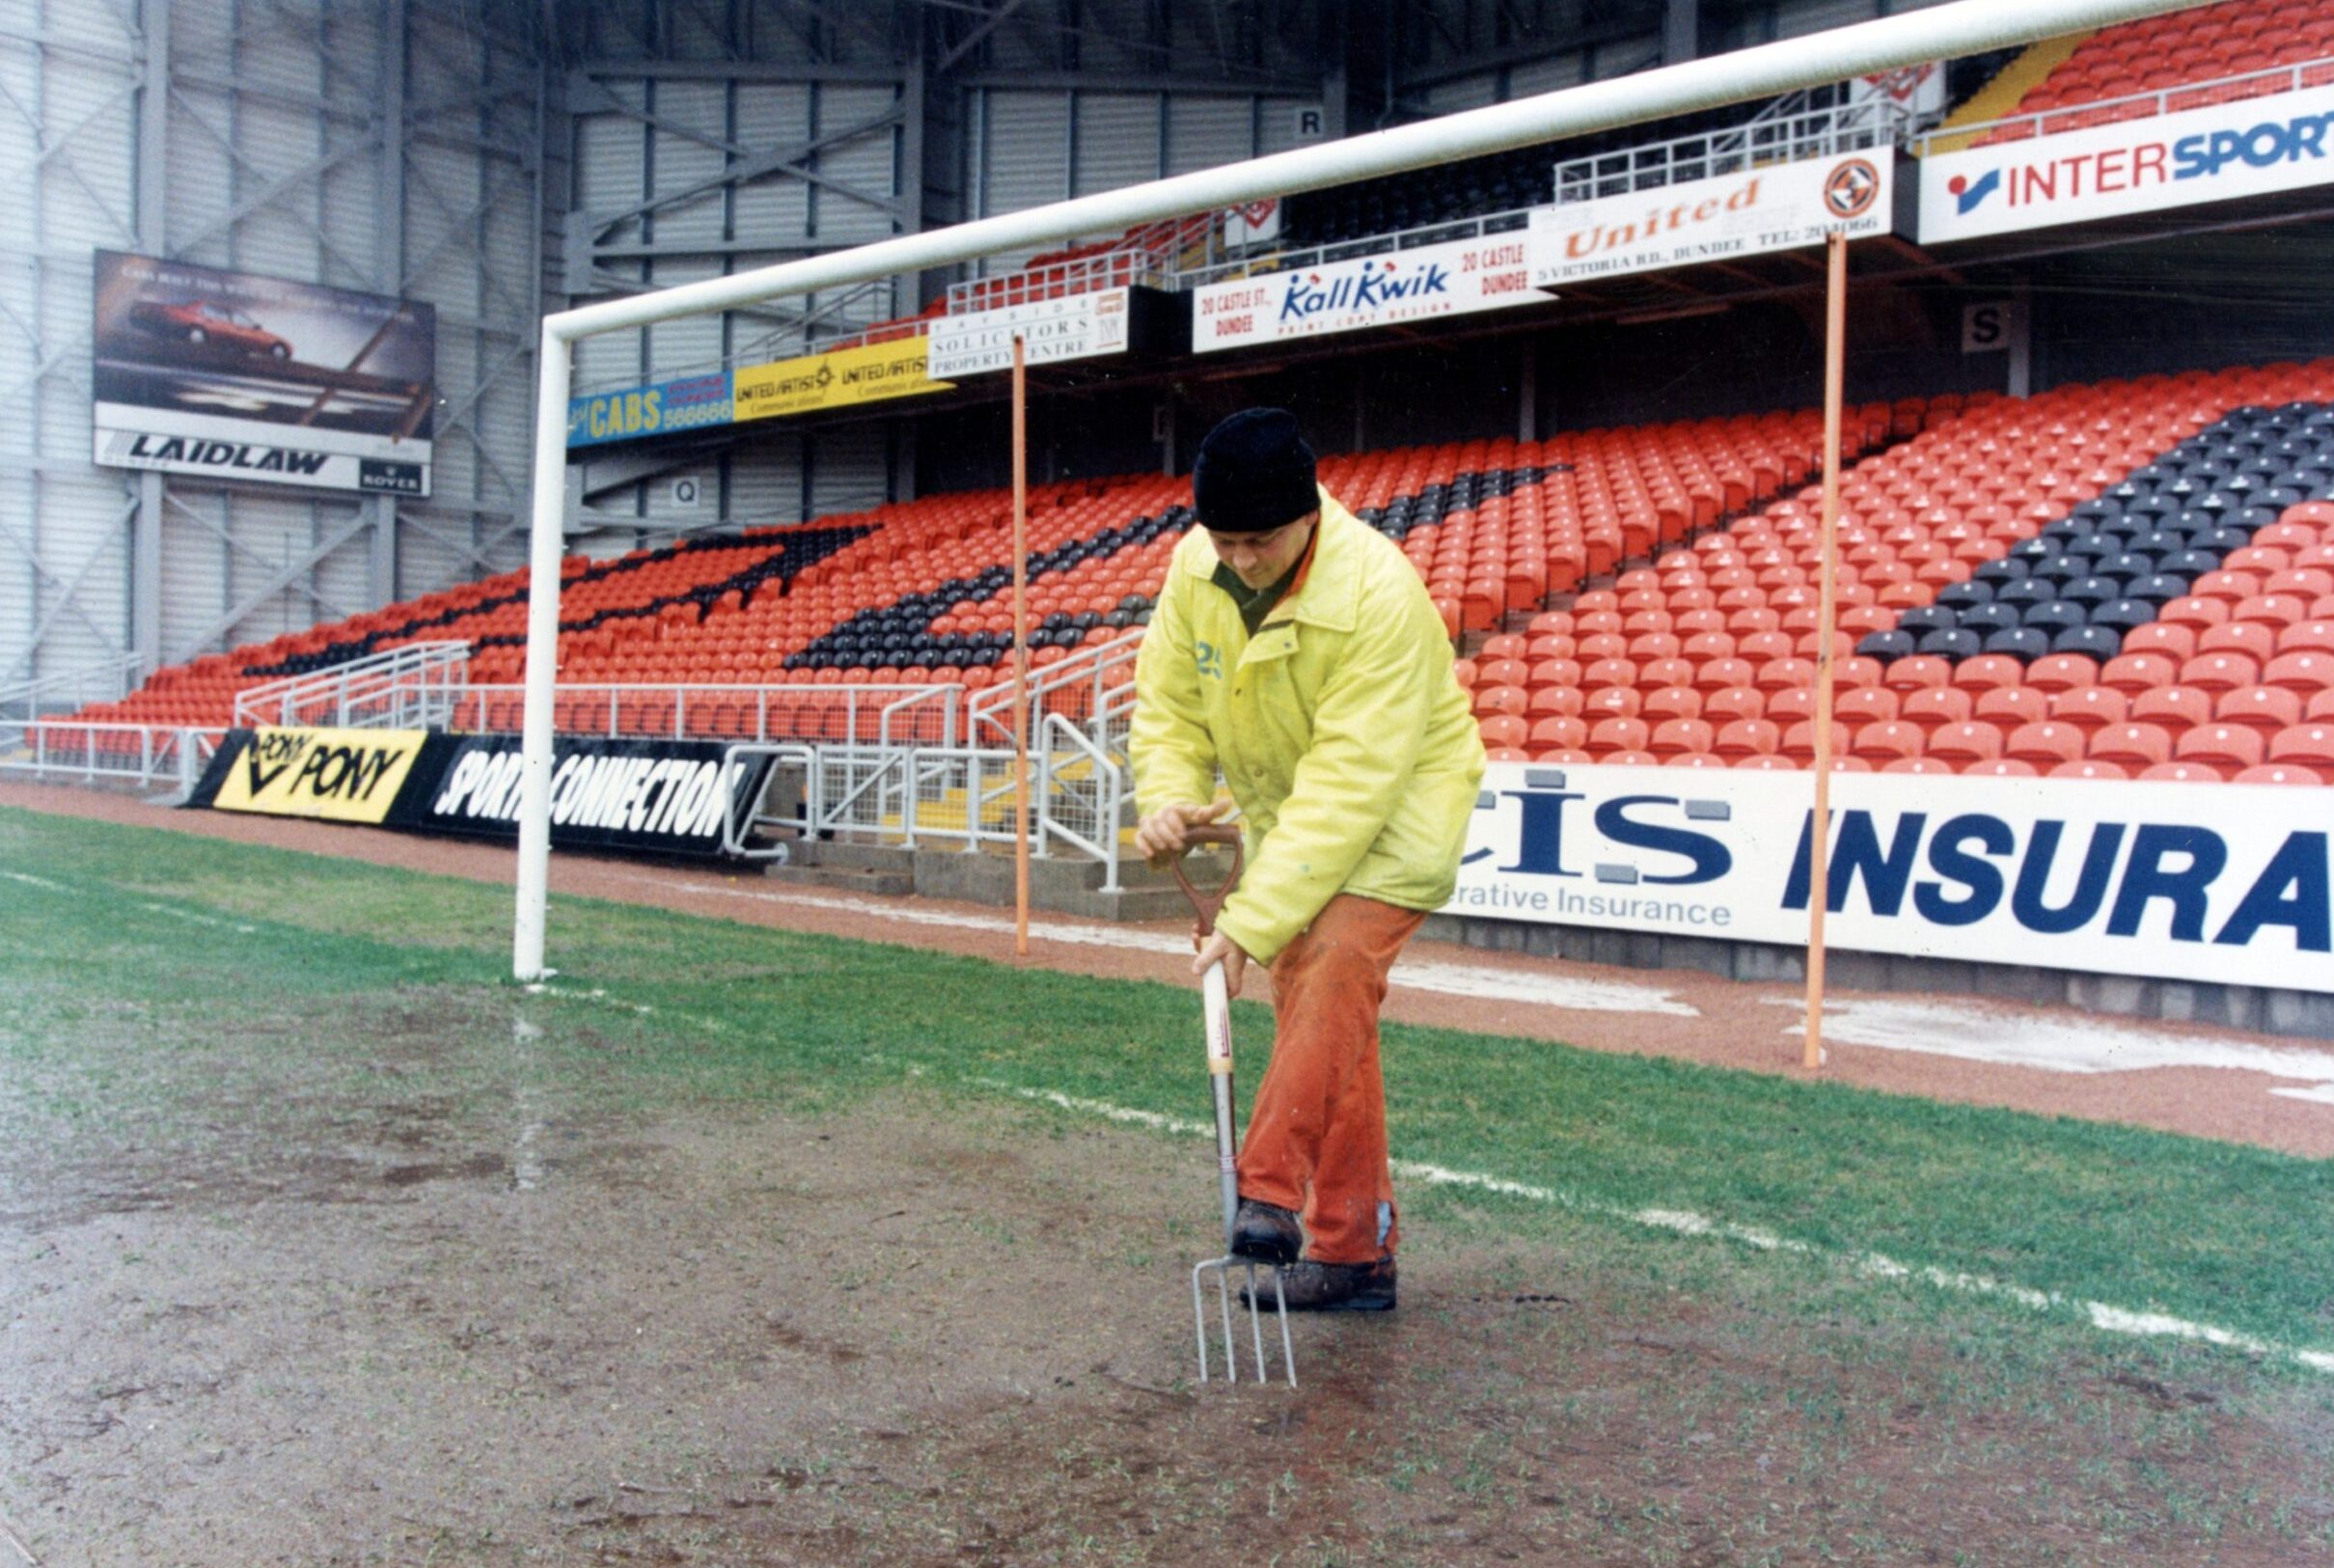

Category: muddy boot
[1243, 1256, 1396, 1312]
[1229, 1198, 1302, 1264]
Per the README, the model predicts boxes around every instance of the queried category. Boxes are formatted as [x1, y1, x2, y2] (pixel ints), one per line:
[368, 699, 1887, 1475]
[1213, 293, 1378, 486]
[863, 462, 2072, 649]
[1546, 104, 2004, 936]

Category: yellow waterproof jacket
[1132, 489, 1486, 964]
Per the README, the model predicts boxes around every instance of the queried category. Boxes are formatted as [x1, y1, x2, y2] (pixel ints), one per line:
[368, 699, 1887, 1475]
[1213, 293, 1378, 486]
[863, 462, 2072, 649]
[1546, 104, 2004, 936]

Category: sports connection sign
[413, 735, 776, 857]
[567, 371, 734, 448]
[732, 338, 950, 422]
[92, 251, 435, 496]
[1190, 230, 1542, 352]
[1527, 152, 1890, 288]
[204, 727, 430, 824]
[1919, 82, 2334, 243]
[926, 289, 1133, 377]
[1449, 763, 2332, 994]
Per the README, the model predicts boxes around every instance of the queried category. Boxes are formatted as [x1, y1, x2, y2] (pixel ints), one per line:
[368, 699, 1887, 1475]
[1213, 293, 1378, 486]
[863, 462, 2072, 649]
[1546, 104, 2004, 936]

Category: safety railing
[1910, 55, 2334, 156]
[1553, 94, 1908, 205]
[807, 735, 1128, 884]
[1033, 711, 1126, 889]
[964, 629, 1144, 750]
[1168, 205, 1538, 291]
[0, 721, 220, 794]
[441, 680, 960, 748]
[233, 642, 472, 730]
[717, 741, 822, 860]
[0, 653, 151, 723]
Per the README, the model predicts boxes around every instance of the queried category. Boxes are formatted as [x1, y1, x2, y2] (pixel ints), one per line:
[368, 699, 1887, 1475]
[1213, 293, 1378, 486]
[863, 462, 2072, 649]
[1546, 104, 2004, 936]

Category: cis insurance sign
[1447, 763, 2332, 994]
[1920, 81, 2334, 243]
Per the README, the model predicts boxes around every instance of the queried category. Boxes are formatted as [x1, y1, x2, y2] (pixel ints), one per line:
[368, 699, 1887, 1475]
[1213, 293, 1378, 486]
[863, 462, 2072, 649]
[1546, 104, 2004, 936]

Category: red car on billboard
[129, 299, 294, 360]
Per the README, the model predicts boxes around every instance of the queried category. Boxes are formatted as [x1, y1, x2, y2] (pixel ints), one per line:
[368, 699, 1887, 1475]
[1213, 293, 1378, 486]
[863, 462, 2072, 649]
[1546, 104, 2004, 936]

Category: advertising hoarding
[567, 371, 735, 448]
[1918, 83, 2334, 243]
[1190, 230, 1544, 352]
[1451, 762, 2332, 994]
[1528, 152, 1890, 289]
[925, 289, 1134, 378]
[731, 337, 950, 422]
[92, 251, 434, 496]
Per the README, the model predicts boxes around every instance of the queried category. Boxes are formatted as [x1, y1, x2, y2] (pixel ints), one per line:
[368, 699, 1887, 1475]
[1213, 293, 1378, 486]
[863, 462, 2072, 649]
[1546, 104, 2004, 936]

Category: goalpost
[514, 0, 2204, 982]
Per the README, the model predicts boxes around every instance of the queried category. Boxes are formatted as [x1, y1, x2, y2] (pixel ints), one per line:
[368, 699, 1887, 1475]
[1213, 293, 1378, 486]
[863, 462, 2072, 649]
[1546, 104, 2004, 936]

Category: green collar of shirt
[1207, 528, 1319, 636]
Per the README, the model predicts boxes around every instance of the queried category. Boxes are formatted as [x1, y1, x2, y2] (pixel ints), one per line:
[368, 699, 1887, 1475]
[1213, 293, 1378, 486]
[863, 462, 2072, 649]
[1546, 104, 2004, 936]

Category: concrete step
[770, 838, 1215, 923]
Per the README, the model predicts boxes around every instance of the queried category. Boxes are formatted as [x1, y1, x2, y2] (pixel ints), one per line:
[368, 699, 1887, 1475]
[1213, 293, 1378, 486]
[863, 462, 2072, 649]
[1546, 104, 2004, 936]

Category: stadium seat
[2233, 763, 2324, 785]
[2088, 723, 2174, 769]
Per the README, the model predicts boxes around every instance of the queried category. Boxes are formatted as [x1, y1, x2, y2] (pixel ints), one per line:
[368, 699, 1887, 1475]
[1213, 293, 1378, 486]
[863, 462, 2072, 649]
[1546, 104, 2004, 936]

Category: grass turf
[3, 803, 2330, 1364]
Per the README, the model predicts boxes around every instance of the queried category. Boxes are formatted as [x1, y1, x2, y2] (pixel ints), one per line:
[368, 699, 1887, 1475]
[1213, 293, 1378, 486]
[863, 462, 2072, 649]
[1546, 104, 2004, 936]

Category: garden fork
[1169, 822, 1295, 1388]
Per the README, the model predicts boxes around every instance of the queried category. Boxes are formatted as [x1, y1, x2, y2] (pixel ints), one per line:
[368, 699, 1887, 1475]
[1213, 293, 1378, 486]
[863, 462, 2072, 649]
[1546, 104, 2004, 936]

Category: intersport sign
[1919, 81, 2334, 243]
[1448, 763, 2332, 993]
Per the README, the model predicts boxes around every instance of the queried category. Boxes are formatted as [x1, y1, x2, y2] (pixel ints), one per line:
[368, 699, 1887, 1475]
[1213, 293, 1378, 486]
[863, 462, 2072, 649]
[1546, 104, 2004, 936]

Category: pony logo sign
[411, 737, 776, 856]
[209, 727, 428, 823]
[1919, 81, 2334, 243]
[1452, 764, 2333, 993]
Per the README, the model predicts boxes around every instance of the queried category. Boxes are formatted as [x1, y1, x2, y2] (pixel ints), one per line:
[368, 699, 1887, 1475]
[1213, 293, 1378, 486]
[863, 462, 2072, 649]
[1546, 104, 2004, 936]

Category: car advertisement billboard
[1918, 82, 2334, 243]
[91, 250, 435, 496]
[1449, 763, 2333, 994]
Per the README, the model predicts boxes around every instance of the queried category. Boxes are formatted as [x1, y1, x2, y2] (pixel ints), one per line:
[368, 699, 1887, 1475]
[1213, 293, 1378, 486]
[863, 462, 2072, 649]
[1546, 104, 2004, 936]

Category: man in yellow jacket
[1133, 407, 1486, 1311]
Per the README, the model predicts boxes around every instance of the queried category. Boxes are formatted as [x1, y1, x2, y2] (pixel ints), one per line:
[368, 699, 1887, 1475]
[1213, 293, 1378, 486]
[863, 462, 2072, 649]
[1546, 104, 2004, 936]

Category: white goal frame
[514, 0, 2205, 979]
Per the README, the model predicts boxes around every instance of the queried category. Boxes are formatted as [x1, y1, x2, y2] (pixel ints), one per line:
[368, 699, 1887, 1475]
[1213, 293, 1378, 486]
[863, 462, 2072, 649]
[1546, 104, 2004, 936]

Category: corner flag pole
[1804, 230, 1849, 1071]
[1012, 332, 1031, 957]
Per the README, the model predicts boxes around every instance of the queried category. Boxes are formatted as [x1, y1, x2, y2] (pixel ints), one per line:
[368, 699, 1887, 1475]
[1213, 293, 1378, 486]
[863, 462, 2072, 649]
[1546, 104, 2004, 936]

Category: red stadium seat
[2214, 685, 2302, 740]
[1926, 721, 2004, 767]
[2176, 724, 2265, 770]
[2269, 725, 2334, 767]
[2234, 763, 2324, 785]
[2088, 722, 2173, 769]
[2051, 758, 2129, 781]
[2139, 761, 2224, 783]
[1853, 720, 1926, 762]
[2007, 722, 2087, 769]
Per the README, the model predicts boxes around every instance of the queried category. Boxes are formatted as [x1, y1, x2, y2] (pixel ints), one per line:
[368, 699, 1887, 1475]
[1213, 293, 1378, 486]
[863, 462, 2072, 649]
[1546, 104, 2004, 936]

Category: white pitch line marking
[138, 902, 256, 934]
[611, 871, 1697, 1017]
[0, 870, 66, 891]
[994, 1082, 2334, 1376]
[1771, 996, 2334, 1103]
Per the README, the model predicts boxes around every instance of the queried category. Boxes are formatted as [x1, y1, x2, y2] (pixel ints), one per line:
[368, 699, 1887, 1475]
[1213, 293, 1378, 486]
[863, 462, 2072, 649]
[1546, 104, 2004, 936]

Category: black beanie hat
[1193, 408, 1319, 535]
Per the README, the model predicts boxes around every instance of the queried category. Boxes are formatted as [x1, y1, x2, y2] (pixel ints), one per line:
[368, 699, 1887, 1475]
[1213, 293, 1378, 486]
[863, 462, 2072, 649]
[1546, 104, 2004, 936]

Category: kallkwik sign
[1190, 230, 1545, 353]
[1528, 152, 1890, 288]
[1919, 81, 2334, 243]
[1449, 763, 2332, 993]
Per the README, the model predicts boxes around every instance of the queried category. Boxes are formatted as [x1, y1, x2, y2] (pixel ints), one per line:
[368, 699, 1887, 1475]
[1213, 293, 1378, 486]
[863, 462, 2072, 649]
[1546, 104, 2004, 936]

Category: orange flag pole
[1011, 333, 1031, 957]
[1804, 231, 1849, 1072]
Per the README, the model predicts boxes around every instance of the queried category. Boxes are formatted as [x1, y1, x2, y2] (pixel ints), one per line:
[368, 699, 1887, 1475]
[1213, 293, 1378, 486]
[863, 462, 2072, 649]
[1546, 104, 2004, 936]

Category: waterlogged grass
[4, 805, 2332, 1362]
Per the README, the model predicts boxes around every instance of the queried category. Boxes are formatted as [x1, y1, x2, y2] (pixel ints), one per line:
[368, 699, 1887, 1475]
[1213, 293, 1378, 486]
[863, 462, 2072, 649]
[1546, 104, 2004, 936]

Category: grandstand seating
[1974, 0, 2334, 143]
[52, 356, 2334, 786]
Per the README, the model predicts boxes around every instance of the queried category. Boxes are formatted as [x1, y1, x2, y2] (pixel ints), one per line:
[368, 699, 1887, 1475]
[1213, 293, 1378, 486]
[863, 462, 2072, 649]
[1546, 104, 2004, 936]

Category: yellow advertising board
[731, 337, 951, 421]
[211, 727, 428, 823]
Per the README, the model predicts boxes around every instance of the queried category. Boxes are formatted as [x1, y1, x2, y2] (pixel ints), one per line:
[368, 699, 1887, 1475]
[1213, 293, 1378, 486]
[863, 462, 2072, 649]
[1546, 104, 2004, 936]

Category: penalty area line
[990, 1082, 2334, 1376]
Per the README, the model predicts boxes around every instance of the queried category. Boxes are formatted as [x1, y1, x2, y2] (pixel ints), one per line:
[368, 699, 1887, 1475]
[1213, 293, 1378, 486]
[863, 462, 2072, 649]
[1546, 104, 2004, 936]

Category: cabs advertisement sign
[208, 727, 429, 823]
[731, 338, 951, 421]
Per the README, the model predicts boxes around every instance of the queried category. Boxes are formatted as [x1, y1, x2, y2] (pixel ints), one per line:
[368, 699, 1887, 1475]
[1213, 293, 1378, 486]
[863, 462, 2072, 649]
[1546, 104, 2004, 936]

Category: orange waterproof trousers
[1236, 894, 1424, 1266]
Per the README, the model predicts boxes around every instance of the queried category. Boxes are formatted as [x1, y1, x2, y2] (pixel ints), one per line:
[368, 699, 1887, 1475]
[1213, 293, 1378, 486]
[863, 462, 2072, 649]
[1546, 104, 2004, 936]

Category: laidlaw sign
[1448, 764, 2332, 993]
[1920, 81, 2334, 243]
[1529, 152, 1889, 288]
[1191, 230, 1543, 352]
